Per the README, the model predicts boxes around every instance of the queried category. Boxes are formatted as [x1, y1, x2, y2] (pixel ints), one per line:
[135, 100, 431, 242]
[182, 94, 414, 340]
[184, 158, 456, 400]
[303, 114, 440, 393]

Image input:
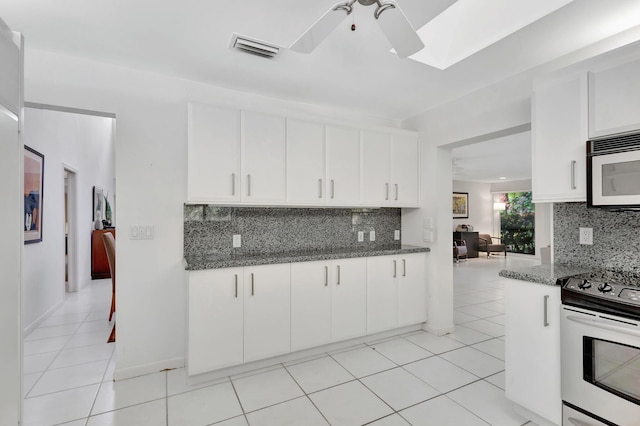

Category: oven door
[561, 305, 640, 426]
[590, 150, 640, 207]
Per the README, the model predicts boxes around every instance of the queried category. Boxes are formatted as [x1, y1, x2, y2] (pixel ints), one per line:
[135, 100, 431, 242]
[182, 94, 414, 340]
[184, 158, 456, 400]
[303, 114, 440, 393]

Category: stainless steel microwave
[587, 132, 640, 210]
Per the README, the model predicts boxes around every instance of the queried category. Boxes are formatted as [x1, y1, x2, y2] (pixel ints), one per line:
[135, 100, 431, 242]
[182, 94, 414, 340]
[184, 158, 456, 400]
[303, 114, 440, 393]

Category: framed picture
[452, 192, 469, 219]
[93, 186, 104, 221]
[24, 145, 44, 244]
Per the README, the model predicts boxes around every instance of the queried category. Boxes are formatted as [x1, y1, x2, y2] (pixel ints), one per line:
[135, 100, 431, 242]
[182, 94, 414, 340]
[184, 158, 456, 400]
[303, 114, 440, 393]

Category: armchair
[478, 233, 506, 258]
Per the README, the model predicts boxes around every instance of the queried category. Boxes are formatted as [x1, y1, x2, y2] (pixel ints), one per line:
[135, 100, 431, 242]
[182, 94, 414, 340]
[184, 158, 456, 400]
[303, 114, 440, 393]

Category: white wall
[452, 180, 493, 234]
[22, 107, 114, 332]
[23, 48, 406, 379]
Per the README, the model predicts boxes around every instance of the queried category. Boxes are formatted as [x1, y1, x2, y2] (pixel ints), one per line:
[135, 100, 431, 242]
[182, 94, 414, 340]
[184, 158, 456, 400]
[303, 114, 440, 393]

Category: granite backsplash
[184, 206, 402, 257]
[554, 202, 640, 275]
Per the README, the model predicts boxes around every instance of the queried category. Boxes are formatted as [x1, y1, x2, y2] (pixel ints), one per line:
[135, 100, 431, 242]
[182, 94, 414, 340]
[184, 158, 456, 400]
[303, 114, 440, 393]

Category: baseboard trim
[187, 324, 424, 386]
[114, 357, 185, 382]
[23, 299, 65, 337]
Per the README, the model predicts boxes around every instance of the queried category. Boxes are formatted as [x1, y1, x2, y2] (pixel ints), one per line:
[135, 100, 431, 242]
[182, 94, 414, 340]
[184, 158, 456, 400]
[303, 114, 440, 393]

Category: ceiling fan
[290, 0, 425, 58]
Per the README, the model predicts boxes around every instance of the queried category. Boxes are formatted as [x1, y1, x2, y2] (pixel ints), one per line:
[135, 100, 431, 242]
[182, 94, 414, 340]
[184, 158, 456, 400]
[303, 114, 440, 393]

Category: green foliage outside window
[499, 192, 535, 254]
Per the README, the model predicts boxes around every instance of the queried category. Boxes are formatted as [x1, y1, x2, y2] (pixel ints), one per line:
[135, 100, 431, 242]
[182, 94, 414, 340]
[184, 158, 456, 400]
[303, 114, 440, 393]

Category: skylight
[409, 0, 576, 70]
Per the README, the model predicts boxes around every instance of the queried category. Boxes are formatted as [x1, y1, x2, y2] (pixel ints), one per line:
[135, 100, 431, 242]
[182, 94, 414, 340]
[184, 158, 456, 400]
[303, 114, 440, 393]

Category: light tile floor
[23, 254, 541, 425]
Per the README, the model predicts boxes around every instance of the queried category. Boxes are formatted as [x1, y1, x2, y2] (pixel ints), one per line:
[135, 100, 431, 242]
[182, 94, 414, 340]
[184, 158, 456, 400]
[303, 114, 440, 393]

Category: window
[498, 192, 535, 254]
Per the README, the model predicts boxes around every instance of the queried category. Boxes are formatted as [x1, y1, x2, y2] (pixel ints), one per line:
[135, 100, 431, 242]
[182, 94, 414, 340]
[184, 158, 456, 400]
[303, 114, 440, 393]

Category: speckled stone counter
[498, 263, 595, 286]
[184, 245, 430, 270]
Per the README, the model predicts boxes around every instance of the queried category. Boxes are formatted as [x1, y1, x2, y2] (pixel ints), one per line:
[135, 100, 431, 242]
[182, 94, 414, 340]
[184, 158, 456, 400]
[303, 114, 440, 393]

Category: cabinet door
[331, 258, 367, 342]
[188, 268, 243, 375]
[366, 255, 398, 334]
[397, 253, 426, 327]
[326, 125, 361, 205]
[188, 103, 241, 202]
[505, 278, 561, 425]
[390, 133, 419, 207]
[243, 263, 291, 362]
[291, 261, 331, 351]
[361, 131, 391, 206]
[286, 119, 326, 204]
[241, 111, 286, 203]
[532, 72, 588, 203]
[589, 56, 640, 138]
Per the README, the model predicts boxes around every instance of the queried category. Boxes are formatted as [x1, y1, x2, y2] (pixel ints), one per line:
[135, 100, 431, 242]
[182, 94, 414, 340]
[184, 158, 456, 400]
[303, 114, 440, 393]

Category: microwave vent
[229, 33, 279, 59]
[590, 132, 640, 154]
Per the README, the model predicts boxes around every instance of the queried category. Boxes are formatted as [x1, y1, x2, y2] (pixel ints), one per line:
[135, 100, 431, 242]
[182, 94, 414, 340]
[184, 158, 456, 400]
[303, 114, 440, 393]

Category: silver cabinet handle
[318, 179, 323, 199]
[324, 266, 328, 286]
[395, 184, 398, 201]
[571, 160, 577, 190]
[385, 183, 389, 200]
[247, 174, 251, 196]
[234, 274, 238, 298]
[232, 173, 236, 196]
[393, 260, 397, 278]
[251, 273, 254, 296]
[543, 295, 549, 327]
[402, 259, 406, 277]
[331, 179, 335, 199]
[336, 265, 341, 285]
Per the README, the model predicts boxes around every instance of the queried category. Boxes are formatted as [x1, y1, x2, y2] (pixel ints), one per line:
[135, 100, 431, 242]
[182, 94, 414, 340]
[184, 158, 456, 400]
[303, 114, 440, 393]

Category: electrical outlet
[369, 230, 376, 242]
[579, 227, 593, 245]
[394, 230, 400, 240]
[233, 234, 241, 248]
[357, 231, 364, 242]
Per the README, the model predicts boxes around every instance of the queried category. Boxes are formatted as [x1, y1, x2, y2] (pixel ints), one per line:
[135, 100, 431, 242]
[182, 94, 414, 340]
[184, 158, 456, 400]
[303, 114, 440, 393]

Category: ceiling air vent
[229, 33, 279, 59]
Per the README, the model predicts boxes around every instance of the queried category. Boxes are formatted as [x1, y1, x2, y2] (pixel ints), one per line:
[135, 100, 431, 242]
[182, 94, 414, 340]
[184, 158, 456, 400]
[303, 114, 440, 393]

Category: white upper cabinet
[286, 118, 326, 204]
[326, 125, 361, 205]
[589, 55, 640, 138]
[531, 71, 588, 203]
[361, 131, 419, 207]
[188, 103, 241, 202]
[241, 111, 286, 204]
[361, 130, 392, 205]
[391, 133, 419, 206]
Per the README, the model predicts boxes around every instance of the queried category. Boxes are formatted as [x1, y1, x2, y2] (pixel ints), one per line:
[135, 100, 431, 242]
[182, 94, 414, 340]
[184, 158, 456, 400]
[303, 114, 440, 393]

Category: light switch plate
[357, 231, 364, 242]
[394, 230, 400, 240]
[369, 230, 375, 242]
[130, 225, 154, 240]
[233, 234, 242, 248]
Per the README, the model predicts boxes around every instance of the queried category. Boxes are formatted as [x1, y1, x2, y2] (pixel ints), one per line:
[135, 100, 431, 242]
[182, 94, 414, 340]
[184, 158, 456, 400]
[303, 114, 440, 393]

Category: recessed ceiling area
[452, 132, 531, 183]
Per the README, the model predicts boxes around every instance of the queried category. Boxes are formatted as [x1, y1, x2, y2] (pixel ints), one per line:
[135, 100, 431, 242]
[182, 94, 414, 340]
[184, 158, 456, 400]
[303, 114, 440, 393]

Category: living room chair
[478, 233, 506, 258]
[102, 232, 116, 321]
[453, 239, 468, 263]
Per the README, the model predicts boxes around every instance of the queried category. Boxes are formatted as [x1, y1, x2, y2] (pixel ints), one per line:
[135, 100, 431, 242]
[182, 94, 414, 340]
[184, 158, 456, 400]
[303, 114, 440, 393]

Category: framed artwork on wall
[24, 145, 44, 244]
[93, 186, 103, 221]
[452, 192, 469, 219]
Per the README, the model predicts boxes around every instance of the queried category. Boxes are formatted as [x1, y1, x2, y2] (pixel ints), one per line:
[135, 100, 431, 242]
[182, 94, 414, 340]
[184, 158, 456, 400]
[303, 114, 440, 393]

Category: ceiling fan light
[290, 4, 351, 54]
[375, 2, 425, 58]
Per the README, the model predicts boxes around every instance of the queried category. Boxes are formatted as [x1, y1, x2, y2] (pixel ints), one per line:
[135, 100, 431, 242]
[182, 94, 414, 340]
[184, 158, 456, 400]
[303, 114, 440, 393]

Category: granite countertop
[498, 263, 595, 286]
[184, 245, 430, 270]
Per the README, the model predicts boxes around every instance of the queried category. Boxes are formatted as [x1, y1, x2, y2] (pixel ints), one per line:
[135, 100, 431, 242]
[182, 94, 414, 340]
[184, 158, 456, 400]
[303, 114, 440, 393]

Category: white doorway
[64, 166, 78, 293]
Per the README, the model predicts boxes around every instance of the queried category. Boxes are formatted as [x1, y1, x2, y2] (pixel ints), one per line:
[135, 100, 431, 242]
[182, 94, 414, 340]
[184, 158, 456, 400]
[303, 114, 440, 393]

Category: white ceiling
[3, 1, 640, 183]
[452, 132, 531, 183]
[3, 0, 640, 122]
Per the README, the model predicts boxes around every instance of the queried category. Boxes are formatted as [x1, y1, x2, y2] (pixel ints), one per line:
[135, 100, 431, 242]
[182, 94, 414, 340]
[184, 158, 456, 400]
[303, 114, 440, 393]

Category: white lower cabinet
[188, 253, 426, 376]
[243, 263, 291, 362]
[188, 268, 244, 376]
[291, 258, 367, 351]
[505, 278, 561, 426]
[367, 253, 426, 334]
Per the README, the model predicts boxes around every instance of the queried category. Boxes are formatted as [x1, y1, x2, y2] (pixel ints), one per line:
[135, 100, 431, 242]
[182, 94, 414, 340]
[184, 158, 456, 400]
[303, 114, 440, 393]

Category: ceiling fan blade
[375, 3, 425, 58]
[290, 5, 350, 54]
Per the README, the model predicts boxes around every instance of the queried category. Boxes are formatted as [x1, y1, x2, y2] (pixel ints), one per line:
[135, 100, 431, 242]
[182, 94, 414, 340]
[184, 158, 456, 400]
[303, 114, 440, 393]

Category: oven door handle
[566, 315, 640, 338]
